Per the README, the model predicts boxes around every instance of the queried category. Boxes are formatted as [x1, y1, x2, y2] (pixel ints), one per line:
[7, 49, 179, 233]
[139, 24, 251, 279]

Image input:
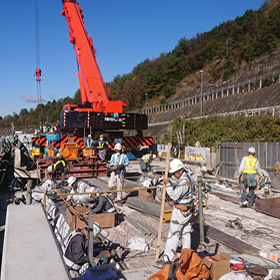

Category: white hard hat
[114, 143, 122, 151]
[152, 154, 156, 159]
[169, 159, 184, 173]
[248, 147, 256, 154]
[47, 165, 53, 173]
[67, 176, 77, 187]
[93, 222, 101, 237]
[88, 134, 91, 138]
[200, 166, 207, 173]
[93, 187, 100, 197]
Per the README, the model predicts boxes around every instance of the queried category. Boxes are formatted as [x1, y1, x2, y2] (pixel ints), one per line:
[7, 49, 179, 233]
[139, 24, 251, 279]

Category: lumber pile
[126, 197, 172, 223]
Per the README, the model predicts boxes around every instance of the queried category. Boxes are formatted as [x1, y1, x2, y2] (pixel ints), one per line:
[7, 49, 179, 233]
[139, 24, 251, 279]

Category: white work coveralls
[108, 152, 129, 201]
[164, 168, 195, 262]
[31, 180, 56, 204]
[68, 180, 95, 205]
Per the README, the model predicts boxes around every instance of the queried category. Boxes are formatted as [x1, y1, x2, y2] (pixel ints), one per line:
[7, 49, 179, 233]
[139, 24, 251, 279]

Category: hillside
[109, 0, 280, 110]
[2, 0, 280, 146]
[144, 82, 280, 145]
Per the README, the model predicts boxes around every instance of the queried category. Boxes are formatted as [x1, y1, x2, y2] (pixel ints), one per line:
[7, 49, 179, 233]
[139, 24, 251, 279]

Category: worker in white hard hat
[66, 176, 96, 206]
[238, 147, 261, 207]
[108, 142, 129, 206]
[91, 191, 116, 214]
[191, 166, 208, 190]
[157, 159, 195, 264]
[85, 134, 94, 148]
[140, 152, 156, 173]
[63, 223, 101, 277]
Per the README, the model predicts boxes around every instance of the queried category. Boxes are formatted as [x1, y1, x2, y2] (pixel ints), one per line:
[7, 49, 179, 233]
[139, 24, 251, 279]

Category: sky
[0, 0, 264, 119]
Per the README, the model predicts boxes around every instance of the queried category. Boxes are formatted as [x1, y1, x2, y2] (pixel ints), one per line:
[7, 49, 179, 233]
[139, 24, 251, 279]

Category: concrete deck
[1, 204, 70, 280]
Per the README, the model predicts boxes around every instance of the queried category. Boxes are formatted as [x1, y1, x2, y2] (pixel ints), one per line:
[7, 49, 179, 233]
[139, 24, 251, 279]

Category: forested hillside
[109, 0, 280, 109]
[1, 0, 280, 133]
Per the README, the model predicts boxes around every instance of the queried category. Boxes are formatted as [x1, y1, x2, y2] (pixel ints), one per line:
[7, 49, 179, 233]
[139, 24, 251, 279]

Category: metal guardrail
[148, 105, 280, 126]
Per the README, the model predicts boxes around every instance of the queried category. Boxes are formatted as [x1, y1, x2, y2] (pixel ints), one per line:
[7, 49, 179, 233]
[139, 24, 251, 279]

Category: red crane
[61, 0, 126, 113]
[59, 0, 148, 138]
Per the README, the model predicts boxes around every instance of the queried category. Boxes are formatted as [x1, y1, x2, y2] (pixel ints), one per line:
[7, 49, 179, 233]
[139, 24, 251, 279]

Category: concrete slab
[1, 204, 71, 280]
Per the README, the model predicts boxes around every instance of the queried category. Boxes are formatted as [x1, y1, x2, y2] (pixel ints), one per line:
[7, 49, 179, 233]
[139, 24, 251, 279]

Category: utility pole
[145, 93, 148, 114]
[200, 70, 203, 116]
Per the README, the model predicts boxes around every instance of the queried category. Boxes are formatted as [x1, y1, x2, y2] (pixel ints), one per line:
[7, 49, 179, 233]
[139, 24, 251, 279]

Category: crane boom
[60, 0, 148, 138]
[62, 0, 125, 113]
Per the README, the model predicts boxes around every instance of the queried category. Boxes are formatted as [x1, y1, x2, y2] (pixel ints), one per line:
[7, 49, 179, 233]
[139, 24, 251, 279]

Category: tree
[20, 108, 28, 115]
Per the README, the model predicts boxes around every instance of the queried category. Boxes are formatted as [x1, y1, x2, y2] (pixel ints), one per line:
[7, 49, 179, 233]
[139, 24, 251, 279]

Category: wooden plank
[156, 142, 171, 259]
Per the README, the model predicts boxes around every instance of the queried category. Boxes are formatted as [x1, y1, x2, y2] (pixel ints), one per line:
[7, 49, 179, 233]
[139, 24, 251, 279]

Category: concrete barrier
[1, 204, 71, 280]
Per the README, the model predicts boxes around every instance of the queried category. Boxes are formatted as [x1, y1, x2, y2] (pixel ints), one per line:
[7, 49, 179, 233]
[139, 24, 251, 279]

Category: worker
[63, 223, 101, 277]
[22, 135, 30, 152]
[92, 134, 107, 162]
[238, 147, 261, 207]
[108, 143, 129, 206]
[91, 191, 116, 214]
[158, 159, 195, 264]
[191, 166, 211, 209]
[191, 166, 208, 190]
[67, 176, 97, 206]
[140, 153, 156, 173]
[149, 176, 164, 202]
[85, 134, 94, 149]
[47, 159, 69, 186]
[13, 134, 19, 146]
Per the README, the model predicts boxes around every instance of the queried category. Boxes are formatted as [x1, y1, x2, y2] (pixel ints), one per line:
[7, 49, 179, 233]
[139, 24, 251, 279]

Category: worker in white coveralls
[108, 143, 129, 206]
[67, 176, 97, 206]
[238, 147, 261, 207]
[157, 159, 195, 264]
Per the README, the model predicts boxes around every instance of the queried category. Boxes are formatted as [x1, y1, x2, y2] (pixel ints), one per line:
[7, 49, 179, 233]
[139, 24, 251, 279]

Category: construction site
[1, 0, 280, 279]
[0, 133, 280, 280]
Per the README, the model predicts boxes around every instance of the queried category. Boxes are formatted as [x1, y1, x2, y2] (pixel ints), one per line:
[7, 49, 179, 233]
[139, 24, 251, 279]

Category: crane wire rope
[35, 0, 41, 105]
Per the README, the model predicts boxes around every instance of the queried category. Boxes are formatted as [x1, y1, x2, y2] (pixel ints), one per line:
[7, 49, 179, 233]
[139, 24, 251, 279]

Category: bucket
[48, 150, 55, 157]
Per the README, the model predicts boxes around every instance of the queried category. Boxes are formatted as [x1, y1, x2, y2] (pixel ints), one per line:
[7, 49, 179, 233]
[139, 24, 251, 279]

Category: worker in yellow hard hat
[92, 134, 107, 162]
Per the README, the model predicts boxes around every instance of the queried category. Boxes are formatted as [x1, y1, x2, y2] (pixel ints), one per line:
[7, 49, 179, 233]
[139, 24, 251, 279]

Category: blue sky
[0, 0, 264, 118]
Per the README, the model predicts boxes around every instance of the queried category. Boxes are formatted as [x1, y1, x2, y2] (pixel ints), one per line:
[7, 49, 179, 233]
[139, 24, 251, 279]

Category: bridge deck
[1, 204, 70, 280]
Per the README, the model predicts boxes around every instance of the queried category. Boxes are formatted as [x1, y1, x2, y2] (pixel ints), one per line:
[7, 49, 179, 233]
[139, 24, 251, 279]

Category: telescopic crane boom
[61, 0, 125, 113]
[60, 0, 147, 138]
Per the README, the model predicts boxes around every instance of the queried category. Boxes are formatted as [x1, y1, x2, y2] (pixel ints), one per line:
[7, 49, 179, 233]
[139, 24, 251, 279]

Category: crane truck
[32, 0, 152, 154]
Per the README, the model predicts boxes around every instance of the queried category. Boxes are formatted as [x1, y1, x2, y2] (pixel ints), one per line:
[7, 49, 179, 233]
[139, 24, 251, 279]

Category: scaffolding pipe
[198, 176, 204, 243]
[88, 209, 96, 267]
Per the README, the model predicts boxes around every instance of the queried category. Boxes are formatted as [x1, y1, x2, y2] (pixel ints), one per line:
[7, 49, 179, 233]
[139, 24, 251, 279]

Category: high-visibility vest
[54, 160, 66, 170]
[142, 154, 151, 164]
[243, 156, 257, 174]
[98, 141, 105, 149]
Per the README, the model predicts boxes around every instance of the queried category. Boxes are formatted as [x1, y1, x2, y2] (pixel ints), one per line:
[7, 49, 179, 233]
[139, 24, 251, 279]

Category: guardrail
[148, 105, 280, 126]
